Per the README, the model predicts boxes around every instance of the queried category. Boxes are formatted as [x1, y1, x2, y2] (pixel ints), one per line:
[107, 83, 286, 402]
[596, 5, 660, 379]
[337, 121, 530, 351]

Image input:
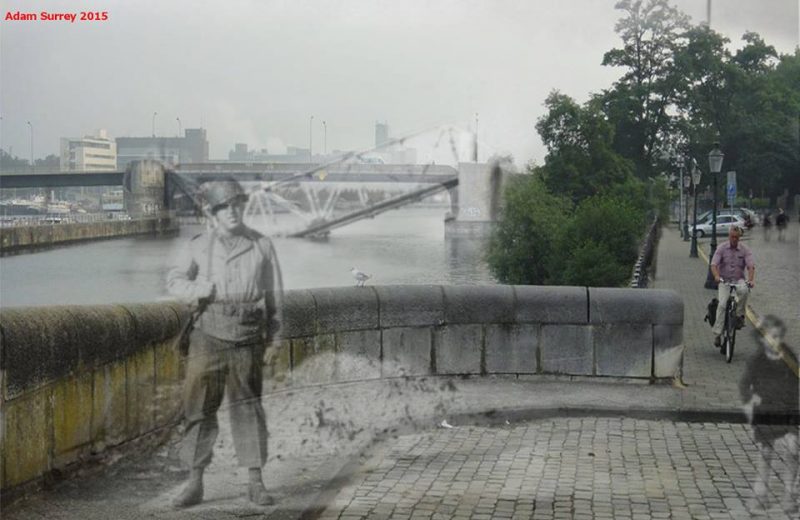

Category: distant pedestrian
[739, 315, 799, 514]
[776, 208, 788, 241]
[167, 179, 283, 508]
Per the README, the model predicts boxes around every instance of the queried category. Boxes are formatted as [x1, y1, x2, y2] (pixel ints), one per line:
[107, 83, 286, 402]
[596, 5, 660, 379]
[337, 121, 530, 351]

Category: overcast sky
[1, 0, 797, 166]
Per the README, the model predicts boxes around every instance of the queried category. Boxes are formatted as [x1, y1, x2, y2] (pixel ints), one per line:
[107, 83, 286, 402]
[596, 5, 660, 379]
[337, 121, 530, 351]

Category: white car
[693, 214, 746, 237]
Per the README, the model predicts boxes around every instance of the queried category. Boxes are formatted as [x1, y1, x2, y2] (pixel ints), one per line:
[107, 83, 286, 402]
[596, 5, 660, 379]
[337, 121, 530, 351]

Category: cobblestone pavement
[5, 225, 798, 519]
[319, 418, 798, 520]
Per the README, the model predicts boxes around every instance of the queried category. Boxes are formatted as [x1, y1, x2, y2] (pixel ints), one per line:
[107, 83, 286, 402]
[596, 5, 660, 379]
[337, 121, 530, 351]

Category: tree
[673, 29, 800, 201]
[556, 194, 646, 279]
[601, 0, 690, 178]
[535, 91, 634, 203]
[35, 154, 60, 168]
[487, 175, 570, 285]
[0, 149, 29, 169]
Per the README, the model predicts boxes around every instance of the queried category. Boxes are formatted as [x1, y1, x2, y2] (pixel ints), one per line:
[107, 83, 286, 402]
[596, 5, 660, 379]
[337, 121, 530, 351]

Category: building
[372, 121, 417, 165]
[116, 128, 209, 170]
[375, 121, 390, 147]
[225, 143, 315, 164]
[60, 130, 117, 172]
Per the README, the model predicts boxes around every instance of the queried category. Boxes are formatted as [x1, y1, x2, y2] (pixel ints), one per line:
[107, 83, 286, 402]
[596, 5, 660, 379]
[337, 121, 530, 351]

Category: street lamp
[704, 142, 724, 289]
[474, 112, 479, 162]
[309, 115, 314, 161]
[682, 171, 691, 241]
[176, 117, 182, 137]
[322, 120, 327, 155]
[26, 121, 33, 170]
[152, 112, 158, 137]
[690, 160, 702, 257]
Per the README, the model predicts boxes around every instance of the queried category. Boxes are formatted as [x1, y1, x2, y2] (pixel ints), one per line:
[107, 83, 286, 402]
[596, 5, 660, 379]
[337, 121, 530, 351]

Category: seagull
[350, 267, 372, 287]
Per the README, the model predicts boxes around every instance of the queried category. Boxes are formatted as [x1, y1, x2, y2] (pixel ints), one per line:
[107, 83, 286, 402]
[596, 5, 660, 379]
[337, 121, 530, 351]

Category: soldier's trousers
[179, 330, 268, 469]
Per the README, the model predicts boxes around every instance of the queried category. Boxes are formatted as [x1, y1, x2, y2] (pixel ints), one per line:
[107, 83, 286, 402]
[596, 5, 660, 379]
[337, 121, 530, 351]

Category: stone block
[382, 327, 432, 377]
[91, 361, 128, 450]
[374, 285, 444, 328]
[291, 335, 336, 385]
[52, 373, 93, 466]
[588, 288, 683, 325]
[514, 286, 588, 324]
[653, 324, 684, 379]
[336, 330, 381, 381]
[153, 342, 184, 427]
[310, 287, 379, 333]
[443, 285, 515, 324]
[485, 324, 538, 374]
[126, 348, 156, 437]
[1, 307, 79, 398]
[434, 325, 482, 375]
[594, 323, 653, 378]
[281, 290, 317, 338]
[63, 306, 137, 369]
[125, 303, 183, 344]
[540, 325, 593, 375]
[4, 387, 50, 487]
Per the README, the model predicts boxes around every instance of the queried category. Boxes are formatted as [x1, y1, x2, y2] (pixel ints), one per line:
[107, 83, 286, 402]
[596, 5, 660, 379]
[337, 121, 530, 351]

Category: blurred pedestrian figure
[762, 211, 772, 241]
[739, 315, 799, 514]
[167, 178, 283, 508]
[776, 208, 788, 241]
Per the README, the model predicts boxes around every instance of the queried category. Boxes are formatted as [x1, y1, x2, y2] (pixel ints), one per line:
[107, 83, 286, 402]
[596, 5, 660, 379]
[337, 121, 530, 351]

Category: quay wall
[0, 285, 683, 495]
[0, 216, 178, 255]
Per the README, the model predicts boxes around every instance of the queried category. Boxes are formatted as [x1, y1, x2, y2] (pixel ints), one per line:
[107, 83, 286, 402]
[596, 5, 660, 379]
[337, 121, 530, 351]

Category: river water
[0, 208, 495, 307]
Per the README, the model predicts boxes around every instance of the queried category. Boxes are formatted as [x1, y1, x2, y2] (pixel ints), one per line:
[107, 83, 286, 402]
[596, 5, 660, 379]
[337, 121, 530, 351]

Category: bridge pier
[123, 160, 167, 218]
[444, 162, 508, 239]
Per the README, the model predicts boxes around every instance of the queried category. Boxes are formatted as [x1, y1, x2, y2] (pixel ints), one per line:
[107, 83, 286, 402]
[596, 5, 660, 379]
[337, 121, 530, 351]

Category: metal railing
[630, 215, 660, 289]
[0, 212, 133, 228]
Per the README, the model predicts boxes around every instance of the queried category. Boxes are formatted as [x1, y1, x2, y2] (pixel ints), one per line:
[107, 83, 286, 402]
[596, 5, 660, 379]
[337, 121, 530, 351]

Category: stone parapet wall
[0, 216, 178, 255]
[0, 285, 683, 495]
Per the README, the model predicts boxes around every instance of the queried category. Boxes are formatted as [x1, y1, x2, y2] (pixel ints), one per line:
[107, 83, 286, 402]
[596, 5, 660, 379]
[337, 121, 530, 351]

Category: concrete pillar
[123, 160, 166, 218]
[444, 162, 508, 238]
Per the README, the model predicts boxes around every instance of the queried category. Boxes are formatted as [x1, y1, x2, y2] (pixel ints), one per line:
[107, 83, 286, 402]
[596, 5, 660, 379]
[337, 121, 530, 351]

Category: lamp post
[152, 112, 158, 137]
[26, 121, 33, 171]
[176, 117, 182, 137]
[322, 120, 327, 155]
[678, 156, 686, 239]
[690, 161, 702, 257]
[704, 142, 724, 288]
[474, 112, 479, 162]
[309, 115, 314, 162]
[683, 171, 691, 241]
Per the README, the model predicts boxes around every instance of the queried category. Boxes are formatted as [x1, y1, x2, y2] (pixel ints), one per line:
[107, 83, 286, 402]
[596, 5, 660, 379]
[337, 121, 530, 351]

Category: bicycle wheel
[725, 303, 736, 363]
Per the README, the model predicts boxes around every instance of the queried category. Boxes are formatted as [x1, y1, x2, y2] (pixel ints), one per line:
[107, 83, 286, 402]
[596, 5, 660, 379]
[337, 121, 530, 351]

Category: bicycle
[718, 280, 750, 363]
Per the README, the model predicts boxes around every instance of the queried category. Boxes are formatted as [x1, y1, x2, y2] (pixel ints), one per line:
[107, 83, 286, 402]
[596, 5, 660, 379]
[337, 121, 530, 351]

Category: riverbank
[0, 215, 178, 256]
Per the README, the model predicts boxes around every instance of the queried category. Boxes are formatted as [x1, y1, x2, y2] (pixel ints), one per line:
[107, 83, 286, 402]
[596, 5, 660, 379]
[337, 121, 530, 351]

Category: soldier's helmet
[203, 179, 248, 211]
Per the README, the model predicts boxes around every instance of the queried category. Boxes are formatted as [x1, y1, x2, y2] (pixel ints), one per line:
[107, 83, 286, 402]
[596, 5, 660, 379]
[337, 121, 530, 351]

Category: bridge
[0, 161, 502, 239]
[0, 164, 458, 189]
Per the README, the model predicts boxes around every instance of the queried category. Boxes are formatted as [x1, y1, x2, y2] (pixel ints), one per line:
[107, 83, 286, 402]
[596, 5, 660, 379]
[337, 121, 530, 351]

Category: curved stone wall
[0, 285, 683, 494]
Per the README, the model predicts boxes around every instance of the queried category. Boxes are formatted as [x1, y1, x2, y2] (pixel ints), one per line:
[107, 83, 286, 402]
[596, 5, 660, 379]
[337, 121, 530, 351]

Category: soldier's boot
[173, 468, 204, 508]
[248, 468, 275, 506]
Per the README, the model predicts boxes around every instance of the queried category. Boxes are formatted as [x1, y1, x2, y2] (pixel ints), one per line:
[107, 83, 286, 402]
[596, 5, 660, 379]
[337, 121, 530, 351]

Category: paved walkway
[4, 225, 798, 519]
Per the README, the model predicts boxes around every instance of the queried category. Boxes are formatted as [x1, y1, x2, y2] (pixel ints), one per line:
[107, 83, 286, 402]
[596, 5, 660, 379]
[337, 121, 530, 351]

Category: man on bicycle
[711, 225, 755, 347]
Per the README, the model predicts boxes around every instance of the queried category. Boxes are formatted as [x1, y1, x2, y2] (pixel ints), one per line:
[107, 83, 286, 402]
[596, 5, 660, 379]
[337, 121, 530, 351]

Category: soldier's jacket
[167, 225, 281, 343]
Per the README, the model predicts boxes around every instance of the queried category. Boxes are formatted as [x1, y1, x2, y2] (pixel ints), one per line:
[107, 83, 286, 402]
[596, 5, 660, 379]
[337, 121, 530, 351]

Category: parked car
[694, 214, 747, 237]
[695, 207, 756, 225]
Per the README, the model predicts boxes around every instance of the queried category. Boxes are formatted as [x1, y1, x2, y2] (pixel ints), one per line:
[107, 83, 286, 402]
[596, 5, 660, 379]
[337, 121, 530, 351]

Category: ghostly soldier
[739, 315, 799, 514]
[167, 179, 282, 508]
